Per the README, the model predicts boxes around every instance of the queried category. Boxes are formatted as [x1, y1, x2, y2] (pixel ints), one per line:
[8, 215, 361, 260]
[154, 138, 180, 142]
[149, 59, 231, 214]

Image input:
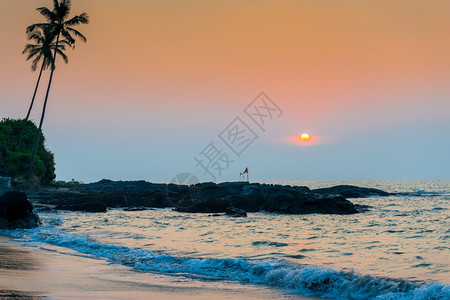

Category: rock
[228, 184, 264, 212]
[175, 197, 232, 213]
[290, 194, 358, 215]
[258, 185, 358, 214]
[55, 202, 107, 213]
[226, 207, 247, 217]
[311, 185, 389, 198]
[123, 206, 152, 211]
[0, 191, 40, 229]
[354, 204, 372, 213]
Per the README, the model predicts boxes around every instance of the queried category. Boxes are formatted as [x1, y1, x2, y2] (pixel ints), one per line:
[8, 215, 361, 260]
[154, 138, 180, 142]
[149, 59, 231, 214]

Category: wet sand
[0, 235, 315, 300]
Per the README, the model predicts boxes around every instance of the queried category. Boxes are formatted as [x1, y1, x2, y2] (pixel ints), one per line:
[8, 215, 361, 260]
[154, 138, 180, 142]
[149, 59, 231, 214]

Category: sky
[1, 0, 449, 183]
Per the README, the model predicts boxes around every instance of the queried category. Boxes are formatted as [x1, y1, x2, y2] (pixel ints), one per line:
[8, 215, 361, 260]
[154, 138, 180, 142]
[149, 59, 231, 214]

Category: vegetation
[0, 118, 55, 184]
[51, 179, 83, 188]
[25, 0, 89, 173]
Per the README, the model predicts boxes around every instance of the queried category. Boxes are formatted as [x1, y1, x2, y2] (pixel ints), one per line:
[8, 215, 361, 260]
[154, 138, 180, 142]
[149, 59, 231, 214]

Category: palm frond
[31, 53, 43, 71]
[56, 0, 71, 22]
[26, 23, 55, 35]
[65, 27, 87, 42]
[64, 13, 89, 26]
[63, 0, 72, 12]
[58, 39, 72, 47]
[23, 47, 41, 63]
[42, 56, 54, 70]
[22, 44, 36, 55]
[56, 48, 69, 64]
[60, 30, 75, 44]
[27, 32, 42, 42]
[37, 7, 57, 23]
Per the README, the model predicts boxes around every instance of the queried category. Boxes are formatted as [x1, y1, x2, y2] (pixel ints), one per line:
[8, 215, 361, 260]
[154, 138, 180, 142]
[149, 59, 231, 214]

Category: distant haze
[1, 0, 449, 182]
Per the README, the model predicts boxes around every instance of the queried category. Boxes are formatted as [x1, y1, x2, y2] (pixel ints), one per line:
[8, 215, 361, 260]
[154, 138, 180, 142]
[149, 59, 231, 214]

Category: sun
[300, 133, 310, 140]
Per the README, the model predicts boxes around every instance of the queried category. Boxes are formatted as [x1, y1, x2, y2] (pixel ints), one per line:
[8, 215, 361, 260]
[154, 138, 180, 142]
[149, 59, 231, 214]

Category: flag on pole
[241, 167, 248, 175]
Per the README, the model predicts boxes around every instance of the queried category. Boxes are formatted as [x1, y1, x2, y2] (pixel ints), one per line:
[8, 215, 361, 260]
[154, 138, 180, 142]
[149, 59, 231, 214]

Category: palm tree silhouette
[27, 0, 89, 174]
[18, 25, 70, 149]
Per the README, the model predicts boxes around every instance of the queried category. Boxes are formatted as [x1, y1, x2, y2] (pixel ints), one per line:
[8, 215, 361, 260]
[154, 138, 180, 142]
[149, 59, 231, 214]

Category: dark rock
[311, 185, 389, 198]
[258, 185, 358, 214]
[229, 184, 264, 212]
[226, 207, 247, 217]
[354, 204, 372, 213]
[123, 206, 151, 211]
[175, 197, 232, 213]
[0, 191, 40, 229]
[55, 202, 107, 213]
[290, 195, 358, 215]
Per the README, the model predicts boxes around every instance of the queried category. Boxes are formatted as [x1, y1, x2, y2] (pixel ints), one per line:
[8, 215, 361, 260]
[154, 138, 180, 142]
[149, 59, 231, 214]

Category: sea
[1, 180, 449, 299]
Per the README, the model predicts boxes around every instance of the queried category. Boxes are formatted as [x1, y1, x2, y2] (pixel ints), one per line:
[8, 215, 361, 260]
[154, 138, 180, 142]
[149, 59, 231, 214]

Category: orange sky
[1, 0, 449, 181]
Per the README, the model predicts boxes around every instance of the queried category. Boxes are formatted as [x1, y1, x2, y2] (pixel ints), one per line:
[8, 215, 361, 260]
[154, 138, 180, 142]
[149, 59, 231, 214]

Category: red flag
[242, 167, 248, 175]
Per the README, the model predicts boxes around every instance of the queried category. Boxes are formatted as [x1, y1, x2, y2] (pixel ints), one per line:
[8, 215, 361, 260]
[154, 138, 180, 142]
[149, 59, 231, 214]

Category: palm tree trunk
[29, 33, 60, 175]
[17, 61, 45, 150]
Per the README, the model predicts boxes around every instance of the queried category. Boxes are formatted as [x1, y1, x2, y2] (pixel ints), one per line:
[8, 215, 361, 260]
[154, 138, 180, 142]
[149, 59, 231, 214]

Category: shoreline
[0, 235, 316, 300]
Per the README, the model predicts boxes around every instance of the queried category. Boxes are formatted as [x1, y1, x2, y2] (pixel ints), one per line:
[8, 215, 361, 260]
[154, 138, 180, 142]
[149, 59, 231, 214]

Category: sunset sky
[1, 0, 449, 182]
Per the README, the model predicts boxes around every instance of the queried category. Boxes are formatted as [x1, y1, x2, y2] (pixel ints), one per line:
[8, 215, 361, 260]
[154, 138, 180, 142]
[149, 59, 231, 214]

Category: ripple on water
[412, 263, 432, 268]
[251, 241, 289, 248]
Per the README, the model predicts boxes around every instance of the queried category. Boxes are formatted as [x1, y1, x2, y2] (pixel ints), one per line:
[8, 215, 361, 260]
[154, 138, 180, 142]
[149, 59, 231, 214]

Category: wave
[5, 227, 448, 300]
[252, 240, 289, 247]
[392, 190, 448, 197]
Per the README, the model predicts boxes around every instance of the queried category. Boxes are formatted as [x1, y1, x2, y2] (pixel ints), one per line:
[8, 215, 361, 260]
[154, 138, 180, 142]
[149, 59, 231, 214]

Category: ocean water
[2, 180, 449, 299]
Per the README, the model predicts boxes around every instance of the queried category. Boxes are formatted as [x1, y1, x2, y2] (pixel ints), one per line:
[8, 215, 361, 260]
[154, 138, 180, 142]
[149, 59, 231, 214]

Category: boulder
[0, 191, 40, 229]
[226, 207, 247, 217]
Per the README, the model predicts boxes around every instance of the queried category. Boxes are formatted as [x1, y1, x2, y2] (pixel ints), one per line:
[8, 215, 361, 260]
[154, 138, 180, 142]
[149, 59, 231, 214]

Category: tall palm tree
[27, 0, 89, 174]
[18, 25, 70, 149]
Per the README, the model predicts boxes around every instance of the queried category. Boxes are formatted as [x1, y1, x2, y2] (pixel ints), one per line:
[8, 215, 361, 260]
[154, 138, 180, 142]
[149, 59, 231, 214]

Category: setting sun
[300, 133, 310, 140]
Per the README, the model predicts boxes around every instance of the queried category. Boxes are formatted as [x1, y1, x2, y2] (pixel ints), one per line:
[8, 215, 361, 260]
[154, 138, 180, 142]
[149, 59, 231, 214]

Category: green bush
[0, 118, 56, 184]
[51, 178, 82, 187]
[6, 151, 45, 178]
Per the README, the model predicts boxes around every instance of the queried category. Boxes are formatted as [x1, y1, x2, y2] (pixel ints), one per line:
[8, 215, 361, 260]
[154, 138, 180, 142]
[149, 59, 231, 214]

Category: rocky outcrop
[311, 185, 389, 198]
[0, 191, 40, 229]
[174, 183, 358, 215]
[29, 180, 388, 215]
[259, 185, 357, 214]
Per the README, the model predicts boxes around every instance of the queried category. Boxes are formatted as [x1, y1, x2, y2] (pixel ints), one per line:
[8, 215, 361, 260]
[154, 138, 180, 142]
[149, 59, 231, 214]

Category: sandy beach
[0, 235, 314, 300]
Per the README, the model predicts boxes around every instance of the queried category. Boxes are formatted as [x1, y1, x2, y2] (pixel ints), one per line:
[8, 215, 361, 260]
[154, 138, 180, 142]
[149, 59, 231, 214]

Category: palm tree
[27, 0, 89, 174]
[18, 25, 70, 149]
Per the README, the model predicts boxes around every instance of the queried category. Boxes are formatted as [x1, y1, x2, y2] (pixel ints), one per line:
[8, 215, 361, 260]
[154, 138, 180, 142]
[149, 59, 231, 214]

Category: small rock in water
[226, 207, 247, 218]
